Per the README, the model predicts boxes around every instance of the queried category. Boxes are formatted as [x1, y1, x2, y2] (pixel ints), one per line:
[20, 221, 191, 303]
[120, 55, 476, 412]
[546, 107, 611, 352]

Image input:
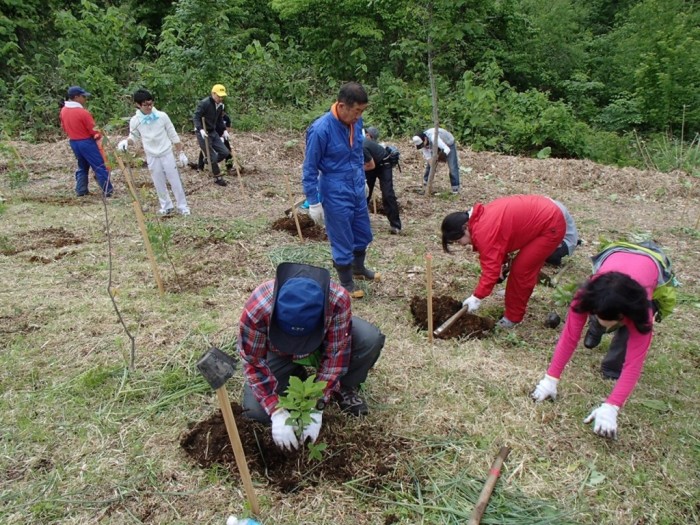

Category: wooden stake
[284, 173, 304, 242]
[469, 446, 511, 525]
[201, 117, 215, 176]
[228, 144, 248, 198]
[373, 193, 378, 215]
[115, 155, 165, 296]
[216, 387, 260, 515]
[426, 253, 433, 343]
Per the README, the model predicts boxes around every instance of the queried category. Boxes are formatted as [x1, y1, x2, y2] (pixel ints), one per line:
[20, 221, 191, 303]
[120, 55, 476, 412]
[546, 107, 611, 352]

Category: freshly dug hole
[410, 295, 495, 339]
[271, 214, 327, 241]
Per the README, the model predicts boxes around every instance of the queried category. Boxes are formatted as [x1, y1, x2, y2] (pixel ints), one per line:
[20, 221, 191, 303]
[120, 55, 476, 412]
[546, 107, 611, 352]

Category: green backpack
[591, 240, 679, 321]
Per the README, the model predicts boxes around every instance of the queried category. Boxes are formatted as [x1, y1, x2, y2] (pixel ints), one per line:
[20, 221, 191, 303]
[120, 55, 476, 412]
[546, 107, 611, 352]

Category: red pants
[504, 214, 565, 322]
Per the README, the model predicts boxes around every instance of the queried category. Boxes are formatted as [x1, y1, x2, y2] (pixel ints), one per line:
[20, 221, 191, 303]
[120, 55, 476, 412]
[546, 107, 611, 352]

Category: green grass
[1, 135, 699, 524]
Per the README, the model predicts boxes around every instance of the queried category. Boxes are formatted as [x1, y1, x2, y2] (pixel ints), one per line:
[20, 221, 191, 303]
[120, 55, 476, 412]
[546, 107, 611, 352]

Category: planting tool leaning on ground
[433, 304, 470, 338]
[469, 446, 511, 525]
[196, 347, 260, 515]
[200, 117, 215, 176]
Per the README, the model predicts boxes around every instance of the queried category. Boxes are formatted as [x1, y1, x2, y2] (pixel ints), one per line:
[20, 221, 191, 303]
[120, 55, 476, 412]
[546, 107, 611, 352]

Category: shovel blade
[196, 347, 237, 390]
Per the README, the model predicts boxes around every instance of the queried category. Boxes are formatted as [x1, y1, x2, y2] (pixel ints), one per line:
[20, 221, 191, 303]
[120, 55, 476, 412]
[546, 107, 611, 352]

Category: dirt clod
[544, 312, 562, 329]
[271, 214, 327, 241]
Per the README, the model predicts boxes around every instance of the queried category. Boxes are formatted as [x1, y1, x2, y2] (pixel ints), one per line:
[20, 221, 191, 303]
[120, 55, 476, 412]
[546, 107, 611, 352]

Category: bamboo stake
[228, 143, 248, 198]
[284, 173, 304, 242]
[426, 253, 433, 343]
[115, 155, 165, 296]
[216, 388, 260, 515]
[469, 446, 511, 525]
[201, 117, 215, 177]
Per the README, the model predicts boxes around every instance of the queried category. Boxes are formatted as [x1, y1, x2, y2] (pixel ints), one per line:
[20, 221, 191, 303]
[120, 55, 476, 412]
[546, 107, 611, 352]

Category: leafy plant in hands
[277, 374, 328, 461]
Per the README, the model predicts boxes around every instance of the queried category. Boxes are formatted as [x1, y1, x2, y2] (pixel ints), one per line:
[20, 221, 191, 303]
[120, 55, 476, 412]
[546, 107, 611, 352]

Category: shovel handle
[216, 388, 260, 515]
[201, 117, 214, 176]
[434, 305, 470, 337]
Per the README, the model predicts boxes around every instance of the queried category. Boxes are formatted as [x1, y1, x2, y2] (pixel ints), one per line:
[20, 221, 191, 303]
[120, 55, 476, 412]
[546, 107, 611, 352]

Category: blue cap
[67, 86, 91, 98]
[269, 263, 330, 355]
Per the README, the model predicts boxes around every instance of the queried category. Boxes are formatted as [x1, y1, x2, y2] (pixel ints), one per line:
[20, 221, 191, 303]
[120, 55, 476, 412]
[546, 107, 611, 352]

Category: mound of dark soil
[181, 402, 410, 493]
[1, 226, 83, 255]
[410, 295, 495, 339]
[271, 215, 327, 241]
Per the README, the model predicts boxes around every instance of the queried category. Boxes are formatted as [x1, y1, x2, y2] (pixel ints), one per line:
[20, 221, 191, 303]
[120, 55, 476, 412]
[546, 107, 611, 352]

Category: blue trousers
[241, 317, 385, 423]
[69, 139, 112, 196]
[423, 145, 460, 189]
[320, 170, 373, 265]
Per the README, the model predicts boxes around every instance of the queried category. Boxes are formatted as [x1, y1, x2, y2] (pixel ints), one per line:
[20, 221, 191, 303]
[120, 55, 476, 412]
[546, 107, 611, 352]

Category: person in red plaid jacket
[238, 262, 385, 451]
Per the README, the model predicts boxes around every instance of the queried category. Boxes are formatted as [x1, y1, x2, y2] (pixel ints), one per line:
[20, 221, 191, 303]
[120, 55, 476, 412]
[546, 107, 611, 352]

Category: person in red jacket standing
[59, 86, 113, 197]
[441, 195, 566, 328]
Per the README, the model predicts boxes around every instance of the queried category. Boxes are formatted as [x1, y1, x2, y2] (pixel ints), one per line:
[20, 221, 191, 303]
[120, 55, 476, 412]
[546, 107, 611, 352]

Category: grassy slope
[0, 134, 698, 525]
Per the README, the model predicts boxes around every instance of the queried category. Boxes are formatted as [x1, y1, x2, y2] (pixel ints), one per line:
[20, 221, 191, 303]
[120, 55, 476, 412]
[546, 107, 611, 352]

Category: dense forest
[1, 0, 698, 168]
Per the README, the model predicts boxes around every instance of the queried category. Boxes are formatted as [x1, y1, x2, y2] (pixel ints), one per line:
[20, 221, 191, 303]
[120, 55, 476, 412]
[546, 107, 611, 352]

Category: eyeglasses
[139, 101, 154, 107]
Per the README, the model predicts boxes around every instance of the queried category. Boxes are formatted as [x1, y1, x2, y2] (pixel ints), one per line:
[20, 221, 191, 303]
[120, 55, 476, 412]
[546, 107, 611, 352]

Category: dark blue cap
[67, 86, 90, 98]
[269, 263, 330, 355]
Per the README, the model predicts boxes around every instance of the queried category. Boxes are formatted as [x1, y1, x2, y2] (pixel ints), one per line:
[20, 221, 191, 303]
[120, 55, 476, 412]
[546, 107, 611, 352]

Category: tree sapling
[277, 374, 328, 460]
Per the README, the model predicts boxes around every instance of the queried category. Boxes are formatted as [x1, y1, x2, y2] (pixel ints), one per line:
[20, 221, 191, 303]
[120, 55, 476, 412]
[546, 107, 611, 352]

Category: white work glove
[309, 203, 324, 226]
[177, 151, 188, 167]
[117, 139, 129, 152]
[531, 374, 559, 402]
[271, 408, 299, 451]
[199, 129, 208, 139]
[301, 411, 322, 444]
[443, 145, 451, 156]
[463, 294, 481, 312]
[223, 130, 230, 140]
[584, 403, 619, 439]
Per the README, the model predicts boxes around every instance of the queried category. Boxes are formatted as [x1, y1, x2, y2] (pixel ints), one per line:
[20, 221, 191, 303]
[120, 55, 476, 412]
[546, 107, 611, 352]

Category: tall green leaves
[594, 0, 700, 132]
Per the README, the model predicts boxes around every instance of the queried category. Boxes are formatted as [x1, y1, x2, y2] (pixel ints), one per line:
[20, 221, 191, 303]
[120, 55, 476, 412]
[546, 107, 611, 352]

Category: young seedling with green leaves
[277, 374, 328, 461]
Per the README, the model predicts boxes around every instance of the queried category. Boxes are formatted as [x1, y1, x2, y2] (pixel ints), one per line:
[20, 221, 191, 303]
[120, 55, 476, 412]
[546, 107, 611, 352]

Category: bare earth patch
[180, 402, 411, 493]
[1, 131, 699, 525]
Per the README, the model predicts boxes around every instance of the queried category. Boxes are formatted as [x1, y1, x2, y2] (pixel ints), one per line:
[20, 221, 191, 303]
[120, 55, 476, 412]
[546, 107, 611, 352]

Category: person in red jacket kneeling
[441, 194, 566, 328]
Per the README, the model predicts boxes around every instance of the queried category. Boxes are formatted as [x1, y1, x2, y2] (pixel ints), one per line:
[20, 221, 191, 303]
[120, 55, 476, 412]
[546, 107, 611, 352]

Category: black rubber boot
[601, 326, 628, 379]
[334, 261, 364, 299]
[352, 250, 380, 281]
[584, 316, 607, 349]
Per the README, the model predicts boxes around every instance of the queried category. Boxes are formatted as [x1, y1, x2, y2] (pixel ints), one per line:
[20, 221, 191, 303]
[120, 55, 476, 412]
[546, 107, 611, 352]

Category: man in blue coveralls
[302, 82, 381, 299]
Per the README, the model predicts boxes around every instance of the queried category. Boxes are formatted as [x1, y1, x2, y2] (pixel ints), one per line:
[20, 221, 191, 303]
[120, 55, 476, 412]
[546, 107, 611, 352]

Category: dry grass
[1, 132, 699, 524]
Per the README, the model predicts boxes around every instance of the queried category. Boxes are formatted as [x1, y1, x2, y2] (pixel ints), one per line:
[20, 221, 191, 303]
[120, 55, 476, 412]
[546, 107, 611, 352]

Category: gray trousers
[241, 316, 385, 423]
[196, 131, 230, 176]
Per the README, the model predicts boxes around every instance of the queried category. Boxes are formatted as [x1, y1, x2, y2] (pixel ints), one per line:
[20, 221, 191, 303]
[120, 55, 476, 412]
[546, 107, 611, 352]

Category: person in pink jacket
[441, 195, 566, 328]
[531, 250, 660, 438]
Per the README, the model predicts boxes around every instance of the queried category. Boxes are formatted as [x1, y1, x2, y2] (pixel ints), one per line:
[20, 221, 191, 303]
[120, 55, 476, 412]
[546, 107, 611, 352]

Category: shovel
[433, 304, 470, 338]
[196, 347, 260, 515]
